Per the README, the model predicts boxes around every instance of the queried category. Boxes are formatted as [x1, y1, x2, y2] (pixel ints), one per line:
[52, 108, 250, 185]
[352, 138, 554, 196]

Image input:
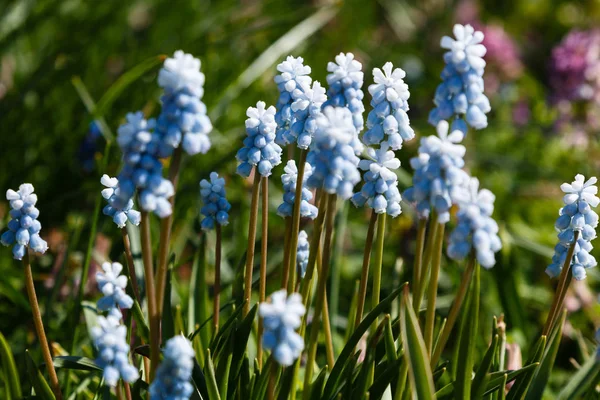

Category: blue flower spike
[287, 81, 328, 149]
[96, 262, 134, 316]
[259, 289, 306, 366]
[296, 230, 310, 279]
[277, 160, 318, 220]
[101, 175, 141, 228]
[200, 172, 232, 230]
[149, 336, 195, 400]
[1, 183, 48, 260]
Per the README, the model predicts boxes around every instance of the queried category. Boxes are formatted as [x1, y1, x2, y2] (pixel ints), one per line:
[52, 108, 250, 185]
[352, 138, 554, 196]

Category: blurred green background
[1, 0, 599, 396]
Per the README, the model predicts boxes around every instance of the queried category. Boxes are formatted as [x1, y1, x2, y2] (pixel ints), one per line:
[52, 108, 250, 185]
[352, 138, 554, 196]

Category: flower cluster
[199, 172, 231, 230]
[236, 101, 282, 178]
[404, 121, 469, 223]
[149, 336, 195, 400]
[297, 230, 310, 279]
[306, 107, 361, 200]
[447, 178, 502, 268]
[546, 175, 599, 280]
[429, 24, 490, 134]
[277, 160, 318, 220]
[259, 290, 306, 366]
[351, 145, 402, 217]
[477, 23, 523, 93]
[96, 262, 134, 317]
[156, 51, 213, 156]
[286, 81, 328, 149]
[363, 62, 414, 149]
[91, 315, 139, 387]
[101, 175, 141, 228]
[324, 52, 365, 132]
[1, 184, 48, 260]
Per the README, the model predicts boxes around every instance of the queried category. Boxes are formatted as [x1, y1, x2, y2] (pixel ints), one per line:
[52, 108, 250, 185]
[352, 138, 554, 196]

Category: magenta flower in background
[477, 23, 523, 93]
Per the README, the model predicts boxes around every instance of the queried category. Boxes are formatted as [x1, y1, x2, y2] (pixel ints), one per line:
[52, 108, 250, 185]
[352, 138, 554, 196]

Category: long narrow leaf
[0, 332, 21, 399]
[558, 353, 600, 400]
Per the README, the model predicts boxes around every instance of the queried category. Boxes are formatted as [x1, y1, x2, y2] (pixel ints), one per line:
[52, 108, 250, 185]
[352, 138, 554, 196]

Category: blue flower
[447, 178, 502, 268]
[156, 51, 213, 156]
[352, 144, 402, 217]
[274, 56, 312, 146]
[96, 262, 134, 314]
[297, 230, 310, 279]
[101, 175, 141, 228]
[403, 120, 470, 223]
[277, 160, 318, 220]
[259, 290, 306, 366]
[429, 24, 490, 134]
[236, 101, 282, 178]
[199, 172, 231, 230]
[1, 184, 48, 260]
[324, 52, 365, 132]
[285, 81, 327, 149]
[91, 315, 139, 387]
[363, 62, 414, 149]
[149, 336, 195, 400]
[306, 106, 361, 200]
[546, 175, 598, 280]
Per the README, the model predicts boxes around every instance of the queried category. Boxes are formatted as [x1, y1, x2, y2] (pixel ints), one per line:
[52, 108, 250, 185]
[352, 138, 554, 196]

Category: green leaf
[162, 269, 175, 341]
[229, 304, 258, 394]
[557, 352, 600, 400]
[252, 357, 277, 400]
[70, 76, 114, 141]
[132, 378, 149, 399]
[384, 315, 398, 362]
[53, 356, 102, 371]
[204, 349, 221, 400]
[188, 239, 210, 347]
[309, 367, 329, 400]
[25, 350, 54, 400]
[506, 336, 547, 400]
[400, 287, 436, 400]
[191, 357, 209, 400]
[216, 330, 234, 400]
[0, 331, 21, 399]
[471, 333, 499, 398]
[368, 358, 403, 400]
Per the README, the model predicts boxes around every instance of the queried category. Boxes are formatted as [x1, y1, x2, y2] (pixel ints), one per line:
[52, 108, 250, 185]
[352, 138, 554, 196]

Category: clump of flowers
[296, 230, 310, 279]
[447, 178, 502, 268]
[429, 24, 490, 134]
[259, 290, 306, 366]
[199, 172, 231, 230]
[96, 262, 134, 316]
[547, 175, 599, 280]
[101, 175, 141, 228]
[324, 52, 365, 132]
[1, 184, 48, 260]
[277, 160, 318, 219]
[287, 81, 327, 149]
[149, 336, 195, 400]
[236, 101, 282, 177]
[156, 50, 213, 156]
[477, 23, 523, 93]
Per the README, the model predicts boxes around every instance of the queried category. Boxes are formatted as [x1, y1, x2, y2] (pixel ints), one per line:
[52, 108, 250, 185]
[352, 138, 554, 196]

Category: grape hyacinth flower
[285, 81, 327, 149]
[96, 262, 134, 316]
[296, 230, 310, 279]
[429, 24, 490, 134]
[447, 178, 502, 268]
[156, 50, 213, 156]
[274, 56, 312, 146]
[91, 315, 139, 387]
[546, 175, 599, 280]
[306, 106, 361, 200]
[1, 184, 48, 260]
[324, 52, 365, 132]
[477, 23, 523, 93]
[259, 289, 306, 366]
[403, 120, 470, 223]
[363, 62, 415, 149]
[199, 172, 231, 230]
[101, 175, 141, 228]
[351, 144, 402, 217]
[277, 160, 318, 220]
[236, 101, 282, 178]
[149, 336, 195, 400]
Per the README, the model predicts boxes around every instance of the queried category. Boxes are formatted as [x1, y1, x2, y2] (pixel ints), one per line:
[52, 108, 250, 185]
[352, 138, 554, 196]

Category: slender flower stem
[243, 172, 262, 316]
[213, 225, 222, 333]
[424, 223, 445, 354]
[411, 219, 427, 308]
[23, 251, 62, 400]
[258, 176, 269, 367]
[267, 358, 277, 400]
[303, 193, 337, 400]
[315, 240, 335, 367]
[123, 382, 132, 400]
[354, 211, 378, 329]
[371, 213, 387, 329]
[121, 228, 140, 302]
[414, 213, 439, 313]
[140, 211, 159, 380]
[542, 230, 580, 336]
[431, 252, 476, 368]
[287, 149, 308, 293]
[280, 217, 292, 289]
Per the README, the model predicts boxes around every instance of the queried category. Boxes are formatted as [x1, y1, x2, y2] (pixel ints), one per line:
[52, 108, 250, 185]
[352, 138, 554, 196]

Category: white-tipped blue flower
[1, 184, 48, 260]
[284, 81, 327, 149]
[277, 160, 318, 220]
[447, 178, 502, 268]
[149, 336, 195, 400]
[157, 51, 213, 156]
[352, 144, 402, 217]
[259, 289, 306, 366]
[324, 52, 365, 132]
[91, 315, 139, 387]
[274, 56, 312, 146]
[101, 175, 141, 228]
[296, 230, 310, 279]
[96, 262, 133, 313]
[199, 172, 231, 230]
[546, 175, 598, 280]
[306, 107, 361, 200]
[236, 101, 282, 178]
[404, 121, 470, 223]
[429, 24, 490, 135]
[363, 62, 414, 149]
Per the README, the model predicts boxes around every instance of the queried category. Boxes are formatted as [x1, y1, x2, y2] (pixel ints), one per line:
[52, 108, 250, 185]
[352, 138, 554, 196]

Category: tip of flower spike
[158, 50, 205, 94]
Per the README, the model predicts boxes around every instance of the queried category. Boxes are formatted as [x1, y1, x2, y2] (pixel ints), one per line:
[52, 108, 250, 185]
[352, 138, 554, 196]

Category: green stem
[424, 223, 445, 354]
[213, 225, 222, 333]
[121, 228, 140, 302]
[371, 213, 386, 329]
[413, 213, 438, 313]
[330, 201, 348, 333]
[243, 172, 262, 316]
[354, 211, 378, 329]
[280, 217, 292, 289]
[140, 211, 159, 380]
[258, 176, 269, 368]
[411, 219, 427, 308]
[287, 149, 308, 293]
[315, 241, 335, 368]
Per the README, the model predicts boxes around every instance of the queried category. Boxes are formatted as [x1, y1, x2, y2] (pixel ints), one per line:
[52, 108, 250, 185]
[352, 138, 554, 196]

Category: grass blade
[25, 350, 55, 400]
[0, 331, 21, 399]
